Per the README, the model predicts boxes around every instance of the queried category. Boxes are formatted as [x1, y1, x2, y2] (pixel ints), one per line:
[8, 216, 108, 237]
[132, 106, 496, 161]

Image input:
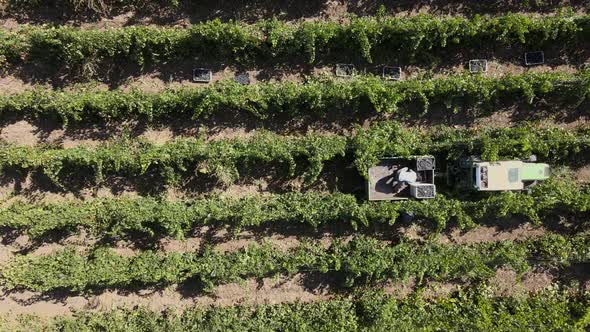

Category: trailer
[367, 156, 436, 201]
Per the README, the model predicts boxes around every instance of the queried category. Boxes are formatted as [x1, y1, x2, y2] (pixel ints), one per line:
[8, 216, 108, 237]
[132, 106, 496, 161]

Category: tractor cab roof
[473, 161, 524, 191]
[472, 160, 550, 191]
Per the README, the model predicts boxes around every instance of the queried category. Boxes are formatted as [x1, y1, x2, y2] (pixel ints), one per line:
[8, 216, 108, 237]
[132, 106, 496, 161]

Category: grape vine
[1, 72, 588, 126]
[0, 123, 586, 188]
[10, 288, 588, 331]
[1, 174, 587, 240]
[2, 233, 588, 293]
[1, 12, 586, 71]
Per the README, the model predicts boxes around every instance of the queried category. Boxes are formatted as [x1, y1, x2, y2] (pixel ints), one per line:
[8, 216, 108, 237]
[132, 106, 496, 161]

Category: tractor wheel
[400, 212, 415, 223]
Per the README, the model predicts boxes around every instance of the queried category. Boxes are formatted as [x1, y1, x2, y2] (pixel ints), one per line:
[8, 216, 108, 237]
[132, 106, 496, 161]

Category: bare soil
[0, 212, 584, 320]
[0, 0, 588, 323]
[1, 0, 587, 27]
[0, 273, 330, 318]
[0, 76, 36, 95]
[0, 268, 568, 320]
[0, 221, 553, 271]
[0, 226, 349, 259]
[490, 268, 555, 297]
[2, 60, 586, 91]
[0, 103, 586, 149]
[440, 224, 547, 245]
[575, 164, 590, 183]
[400, 223, 547, 245]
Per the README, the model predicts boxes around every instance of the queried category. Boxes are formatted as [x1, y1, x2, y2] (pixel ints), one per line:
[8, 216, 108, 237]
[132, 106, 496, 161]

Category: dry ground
[1, 223, 582, 318]
[0, 0, 587, 321]
[2, 0, 587, 27]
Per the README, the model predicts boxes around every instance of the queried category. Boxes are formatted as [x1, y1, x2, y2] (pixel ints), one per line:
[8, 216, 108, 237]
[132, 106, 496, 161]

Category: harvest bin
[383, 66, 402, 80]
[469, 59, 488, 73]
[335, 64, 355, 77]
[525, 51, 544, 66]
[193, 68, 212, 83]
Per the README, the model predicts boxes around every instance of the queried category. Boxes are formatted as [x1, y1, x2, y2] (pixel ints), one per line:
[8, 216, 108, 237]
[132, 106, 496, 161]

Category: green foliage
[52, 302, 357, 332]
[10, 288, 589, 331]
[0, 132, 346, 187]
[1, 13, 587, 71]
[4, 71, 587, 126]
[1, 175, 588, 240]
[2, 234, 588, 293]
[356, 287, 590, 331]
[351, 122, 590, 175]
[0, 123, 586, 188]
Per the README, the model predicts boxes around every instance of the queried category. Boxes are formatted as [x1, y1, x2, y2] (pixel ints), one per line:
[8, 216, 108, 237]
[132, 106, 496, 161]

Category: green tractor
[366, 155, 551, 201]
[447, 156, 550, 192]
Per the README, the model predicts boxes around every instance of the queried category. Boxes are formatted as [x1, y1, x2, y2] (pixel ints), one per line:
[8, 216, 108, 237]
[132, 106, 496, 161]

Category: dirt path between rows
[0, 0, 587, 325]
[0, 269, 572, 320]
[0, 107, 586, 150]
[0, 223, 549, 267]
[1, 61, 583, 92]
[0, 274, 329, 318]
[2, 0, 587, 28]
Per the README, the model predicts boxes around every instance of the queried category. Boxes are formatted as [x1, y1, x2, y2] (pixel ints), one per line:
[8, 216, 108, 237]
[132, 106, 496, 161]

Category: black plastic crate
[193, 68, 212, 83]
[469, 59, 488, 73]
[335, 64, 355, 77]
[525, 51, 544, 66]
[234, 72, 251, 85]
[383, 66, 402, 80]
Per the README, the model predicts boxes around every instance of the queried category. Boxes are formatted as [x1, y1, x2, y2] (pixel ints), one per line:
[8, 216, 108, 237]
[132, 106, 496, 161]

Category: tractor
[367, 155, 550, 201]
[446, 156, 550, 192]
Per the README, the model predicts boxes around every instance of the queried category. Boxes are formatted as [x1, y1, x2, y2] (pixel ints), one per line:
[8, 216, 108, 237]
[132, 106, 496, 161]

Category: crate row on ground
[191, 52, 546, 83]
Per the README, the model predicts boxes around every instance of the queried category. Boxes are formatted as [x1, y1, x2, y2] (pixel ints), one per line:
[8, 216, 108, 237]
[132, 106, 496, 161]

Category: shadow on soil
[7, 40, 590, 89]
[0, 132, 588, 200]
[6, 259, 589, 305]
[3, 0, 588, 26]
[0, 87, 588, 146]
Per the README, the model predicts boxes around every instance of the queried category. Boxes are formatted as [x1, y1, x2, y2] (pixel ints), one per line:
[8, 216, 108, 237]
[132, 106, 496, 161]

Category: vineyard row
[2, 72, 589, 126]
[1, 12, 588, 68]
[3, 233, 589, 293]
[9, 289, 590, 331]
[0, 122, 587, 187]
[6, 0, 181, 14]
[1, 175, 588, 241]
[6, 0, 580, 15]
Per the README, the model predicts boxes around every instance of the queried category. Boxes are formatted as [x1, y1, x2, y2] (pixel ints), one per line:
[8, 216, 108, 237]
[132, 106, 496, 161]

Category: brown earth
[490, 268, 555, 297]
[0, 228, 347, 260]
[0, 222, 549, 270]
[0, 273, 330, 318]
[0, 0, 587, 323]
[0, 173, 583, 320]
[1, 61, 585, 93]
[1, 0, 588, 89]
[400, 223, 547, 245]
[440, 224, 547, 245]
[576, 164, 590, 183]
[0, 107, 586, 149]
[0, 268, 565, 320]
[1, 0, 587, 27]
[0, 217, 557, 273]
